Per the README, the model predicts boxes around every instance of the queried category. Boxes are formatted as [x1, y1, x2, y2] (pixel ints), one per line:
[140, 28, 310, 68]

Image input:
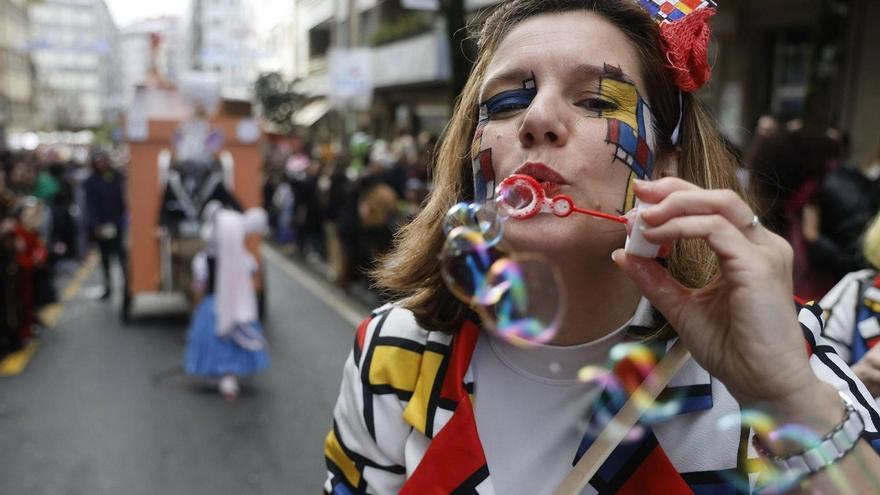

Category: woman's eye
[580, 98, 618, 112]
[483, 89, 536, 119]
[488, 102, 528, 118]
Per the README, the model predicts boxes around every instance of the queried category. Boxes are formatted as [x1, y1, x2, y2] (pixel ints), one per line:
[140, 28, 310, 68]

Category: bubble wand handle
[567, 203, 628, 224]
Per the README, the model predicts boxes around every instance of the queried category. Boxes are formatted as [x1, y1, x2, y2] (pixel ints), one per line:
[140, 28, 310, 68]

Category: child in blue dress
[184, 204, 270, 400]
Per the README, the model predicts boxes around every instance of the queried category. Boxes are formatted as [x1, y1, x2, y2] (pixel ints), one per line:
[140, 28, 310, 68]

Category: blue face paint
[481, 77, 537, 121]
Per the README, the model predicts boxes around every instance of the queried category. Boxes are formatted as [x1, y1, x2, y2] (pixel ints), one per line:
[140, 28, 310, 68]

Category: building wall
[0, 0, 35, 134]
[29, 0, 119, 129]
[189, 0, 256, 100]
[254, 0, 297, 80]
[706, 0, 878, 163]
[842, 0, 880, 167]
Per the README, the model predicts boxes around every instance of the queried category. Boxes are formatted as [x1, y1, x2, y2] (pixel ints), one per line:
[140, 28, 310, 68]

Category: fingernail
[611, 249, 623, 262]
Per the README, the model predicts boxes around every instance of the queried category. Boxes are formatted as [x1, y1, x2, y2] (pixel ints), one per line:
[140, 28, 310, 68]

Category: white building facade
[28, 0, 120, 129]
[187, 0, 257, 100]
[254, 0, 297, 80]
[290, 0, 501, 134]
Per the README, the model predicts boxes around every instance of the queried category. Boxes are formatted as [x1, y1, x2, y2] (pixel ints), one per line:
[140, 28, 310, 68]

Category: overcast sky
[104, 0, 190, 28]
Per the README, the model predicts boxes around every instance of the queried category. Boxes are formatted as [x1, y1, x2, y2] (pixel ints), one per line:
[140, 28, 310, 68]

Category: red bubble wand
[496, 174, 628, 224]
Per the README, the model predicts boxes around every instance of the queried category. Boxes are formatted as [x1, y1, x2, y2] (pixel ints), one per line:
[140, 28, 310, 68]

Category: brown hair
[373, 0, 746, 333]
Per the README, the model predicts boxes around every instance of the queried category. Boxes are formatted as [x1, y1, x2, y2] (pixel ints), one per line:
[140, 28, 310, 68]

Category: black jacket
[809, 162, 880, 277]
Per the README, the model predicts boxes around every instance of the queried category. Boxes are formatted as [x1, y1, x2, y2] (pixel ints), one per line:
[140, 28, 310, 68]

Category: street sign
[328, 48, 374, 111]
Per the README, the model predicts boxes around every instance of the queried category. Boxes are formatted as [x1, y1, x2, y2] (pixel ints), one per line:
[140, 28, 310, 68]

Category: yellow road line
[39, 253, 99, 327]
[0, 253, 99, 376]
[0, 341, 39, 377]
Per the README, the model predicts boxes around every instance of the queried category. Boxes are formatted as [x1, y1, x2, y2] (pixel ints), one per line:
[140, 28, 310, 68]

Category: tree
[254, 72, 305, 134]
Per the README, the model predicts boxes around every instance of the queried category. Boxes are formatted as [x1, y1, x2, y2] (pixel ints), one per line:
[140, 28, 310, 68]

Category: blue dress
[183, 254, 270, 377]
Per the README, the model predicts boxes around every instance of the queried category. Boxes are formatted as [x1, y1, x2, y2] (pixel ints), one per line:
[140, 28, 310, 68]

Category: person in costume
[323, 1, 880, 494]
[820, 214, 880, 399]
[159, 106, 241, 237]
[183, 203, 270, 400]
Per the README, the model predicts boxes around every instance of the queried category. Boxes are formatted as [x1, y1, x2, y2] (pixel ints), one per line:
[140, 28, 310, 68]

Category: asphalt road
[0, 247, 369, 495]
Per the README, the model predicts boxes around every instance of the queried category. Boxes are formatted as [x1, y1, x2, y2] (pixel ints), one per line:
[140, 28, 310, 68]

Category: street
[0, 246, 368, 495]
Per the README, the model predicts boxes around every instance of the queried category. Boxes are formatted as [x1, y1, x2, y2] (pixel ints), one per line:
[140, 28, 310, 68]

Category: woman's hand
[612, 178, 839, 423]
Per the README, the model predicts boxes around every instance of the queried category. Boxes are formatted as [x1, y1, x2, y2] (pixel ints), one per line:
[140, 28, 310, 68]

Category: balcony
[371, 29, 450, 89]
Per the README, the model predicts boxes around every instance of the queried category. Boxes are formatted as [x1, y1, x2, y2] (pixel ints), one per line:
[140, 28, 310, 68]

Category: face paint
[471, 126, 495, 203]
[473, 75, 539, 203]
[591, 64, 658, 212]
[637, 0, 718, 24]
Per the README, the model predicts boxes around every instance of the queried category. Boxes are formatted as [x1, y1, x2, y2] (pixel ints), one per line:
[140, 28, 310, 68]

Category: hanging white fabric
[214, 208, 266, 337]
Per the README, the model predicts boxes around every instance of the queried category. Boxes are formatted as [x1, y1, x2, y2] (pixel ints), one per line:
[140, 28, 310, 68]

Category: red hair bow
[659, 7, 715, 93]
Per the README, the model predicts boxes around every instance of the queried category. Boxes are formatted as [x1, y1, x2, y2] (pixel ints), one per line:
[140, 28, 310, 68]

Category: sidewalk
[265, 241, 385, 311]
[0, 253, 98, 376]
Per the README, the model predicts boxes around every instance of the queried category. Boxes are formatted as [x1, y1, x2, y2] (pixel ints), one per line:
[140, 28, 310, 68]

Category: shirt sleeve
[799, 303, 880, 453]
[819, 271, 870, 363]
[324, 310, 408, 494]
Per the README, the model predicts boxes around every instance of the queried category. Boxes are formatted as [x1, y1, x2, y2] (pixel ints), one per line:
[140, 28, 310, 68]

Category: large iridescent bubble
[442, 202, 503, 246]
[439, 202, 564, 345]
[476, 255, 565, 345]
[575, 342, 687, 444]
[440, 225, 499, 304]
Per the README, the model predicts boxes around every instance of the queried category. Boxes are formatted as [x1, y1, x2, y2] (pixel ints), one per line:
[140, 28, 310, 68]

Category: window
[770, 30, 811, 120]
[308, 23, 331, 59]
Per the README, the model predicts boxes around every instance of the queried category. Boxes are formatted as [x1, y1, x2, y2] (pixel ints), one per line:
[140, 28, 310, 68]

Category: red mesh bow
[659, 7, 715, 93]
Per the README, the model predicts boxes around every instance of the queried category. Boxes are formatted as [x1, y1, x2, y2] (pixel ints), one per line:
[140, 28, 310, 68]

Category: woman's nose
[518, 96, 569, 148]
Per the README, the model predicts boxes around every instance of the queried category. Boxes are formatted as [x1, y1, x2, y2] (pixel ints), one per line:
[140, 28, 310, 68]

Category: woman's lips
[512, 162, 567, 196]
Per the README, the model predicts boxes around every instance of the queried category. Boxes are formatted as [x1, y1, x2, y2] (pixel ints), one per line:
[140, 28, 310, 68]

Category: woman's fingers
[633, 178, 766, 244]
[632, 177, 700, 203]
[612, 249, 690, 325]
[639, 188, 764, 242]
[639, 214, 753, 261]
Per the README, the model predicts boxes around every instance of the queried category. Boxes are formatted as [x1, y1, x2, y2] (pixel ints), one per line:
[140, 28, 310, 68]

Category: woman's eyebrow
[574, 63, 635, 84]
[481, 68, 535, 96]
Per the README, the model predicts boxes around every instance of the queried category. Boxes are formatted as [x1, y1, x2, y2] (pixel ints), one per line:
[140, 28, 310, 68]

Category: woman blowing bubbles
[324, 1, 880, 493]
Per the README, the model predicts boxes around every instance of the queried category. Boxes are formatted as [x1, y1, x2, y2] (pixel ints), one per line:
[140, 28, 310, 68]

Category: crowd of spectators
[746, 118, 880, 301]
[261, 130, 436, 295]
[0, 148, 90, 359]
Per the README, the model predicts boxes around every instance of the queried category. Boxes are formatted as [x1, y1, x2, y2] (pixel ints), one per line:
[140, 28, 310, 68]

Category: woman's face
[476, 11, 662, 260]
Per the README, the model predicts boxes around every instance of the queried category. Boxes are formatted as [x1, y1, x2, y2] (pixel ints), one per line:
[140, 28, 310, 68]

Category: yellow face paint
[591, 64, 658, 212]
[597, 76, 640, 131]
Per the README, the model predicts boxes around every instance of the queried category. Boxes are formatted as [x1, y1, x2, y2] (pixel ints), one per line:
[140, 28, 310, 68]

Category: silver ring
[743, 215, 760, 230]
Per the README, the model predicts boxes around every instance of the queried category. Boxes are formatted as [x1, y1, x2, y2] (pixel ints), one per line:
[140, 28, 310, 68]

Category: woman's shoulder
[820, 269, 877, 311]
[355, 301, 453, 364]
